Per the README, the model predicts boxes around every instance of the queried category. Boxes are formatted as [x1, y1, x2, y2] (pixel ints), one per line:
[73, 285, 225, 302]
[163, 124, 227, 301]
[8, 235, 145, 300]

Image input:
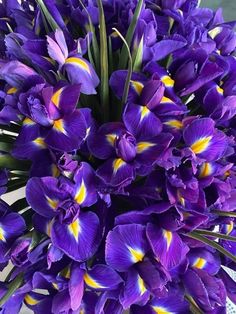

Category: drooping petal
[64, 55, 99, 95]
[51, 211, 100, 261]
[123, 103, 162, 139]
[146, 223, 189, 269]
[120, 268, 150, 309]
[105, 224, 149, 272]
[188, 248, 221, 275]
[26, 177, 66, 218]
[73, 162, 98, 207]
[68, 263, 84, 311]
[45, 109, 86, 151]
[84, 264, 122, 291]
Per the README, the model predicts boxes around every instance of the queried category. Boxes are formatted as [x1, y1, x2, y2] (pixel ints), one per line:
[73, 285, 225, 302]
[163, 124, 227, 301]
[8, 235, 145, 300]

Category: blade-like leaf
[186, 231, 236, 263]
[0, 155, 30, 170]
[118, 0, 143, 69]
[36, 0, 60, 32]
[0, 273, 23, 307]
[212, 210, 236, 218]
[195, 229, 236, 242]
[132, 35, 143, 72]
[97, 0, 109, 121]
[185, 295, 204, 314]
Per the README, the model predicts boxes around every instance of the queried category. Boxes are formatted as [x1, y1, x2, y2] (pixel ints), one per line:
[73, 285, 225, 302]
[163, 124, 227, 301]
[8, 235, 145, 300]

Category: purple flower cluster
[0, 0, 236, 313]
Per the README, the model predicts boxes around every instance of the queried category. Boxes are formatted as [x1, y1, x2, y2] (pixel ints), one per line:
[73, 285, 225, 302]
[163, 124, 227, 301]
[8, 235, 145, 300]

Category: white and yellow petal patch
[128, 246, 145, 263]
[0, 226, 6, 242]
[24, 294, 40, 306]
[190, 136, 212, 154]
[138, 275, 146, 295]
[68, 219, 81, 241]
[140, 106, 150, 121]
[106, 133, 117, 146]
[226, 221, 234, 235]
[216, 85, 223, 95]
[84, 273, 106, 289]
[46, 196, 58, 210]
[199, 162, 213, 178]
[163, 230, 172, 250]
[75, 180, 87, 204]
[65, 57, 91, 74]
[208, 27, 222, 39]
[53, 119, 67, 135]
[23, 117, 35, 126]
[193, 257, 206, 269]
[164, 119, 183, 129]
[136, 141, 155, 154]
[33, 137, 46, 148]
[113, 158, 126, 173]
[152, 305, 173, 314]
[161, 75, 175, 87]
[7, 87, 18, 94]
[130, 80, 144, 95]
[51, 87, 64, 107]
[160, 96, 174, 104]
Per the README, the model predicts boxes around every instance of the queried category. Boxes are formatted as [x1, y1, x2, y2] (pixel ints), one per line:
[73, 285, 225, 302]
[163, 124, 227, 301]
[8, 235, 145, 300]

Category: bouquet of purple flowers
[0, 0, 236, 313]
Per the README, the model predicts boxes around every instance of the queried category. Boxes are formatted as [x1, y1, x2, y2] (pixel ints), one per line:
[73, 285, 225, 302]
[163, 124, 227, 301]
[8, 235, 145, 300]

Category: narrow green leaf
[0, 155, 30, 171]
[0, 142, 12, 153]
[36, 0, 60, 32]
[97, 0, 109, 121]
[112, 28, 133, 117]
[0, 273, 23, 307]
[212, 210, 236, 218]
[195, 229, 236, 242]
[108, 36, 114, 75]
[0, 123, 20, 133]
[78, 0, 100, 71]
[185, 295, 203, 314]
[118, 0, 143, 69]
[132, 36, 143, 72]
[186, 232, 236, 263]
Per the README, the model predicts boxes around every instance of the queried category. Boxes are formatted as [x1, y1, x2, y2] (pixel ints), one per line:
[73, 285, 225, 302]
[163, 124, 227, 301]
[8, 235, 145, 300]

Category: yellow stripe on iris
[128, 246, 145, 263]
[65, 57, 91, 74]
[130, 80, 144, 95]
[199, 162, 212, 178]
[23, 117, 35, 126]
[216, 85, 223, 95]
[138, 275, 146, 295]
[193, 257, 206, 269]
[161, 75, 175, 87]
[106, 133, 117, 146]
[24, 294, 40, 306]
[113, 158, 125, 173]
[0, 226, 6, 242]
[163, 230, 172, 250]
[191, 136, 212, 154]
[46, 196, 58, 210]
[53, 119, 67, 134]
[152, 306, 173, 314]
[75, 180, 87, 204]
[160, 96, 174, 104]
[164, 120, 183, 129]
[140, 106, 150, 121]
[7, 87, 18, 94]
[68, 219, 81, 241]
[33, 137, 46, 148]
[136, 142, 155, 153]
[208, 27, 222, 39]
[84, 273, 106, 289]
[51, 87, 64, 107]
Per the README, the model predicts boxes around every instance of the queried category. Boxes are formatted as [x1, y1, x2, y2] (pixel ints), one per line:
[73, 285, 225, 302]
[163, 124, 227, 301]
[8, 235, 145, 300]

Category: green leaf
[186, 231, 236, 263]
[36, 0, 60, 32]
[0, 142, 12, 153]
[132, 36, 143, 72]
[0, 273, 23, 307]
[195, 229, 236, 242]
[212, 210, 236, 218]
[97, 0, 109, 121]
[0, 155, 30, 171]
[0, 123, 20, 134]
[112, 28, 133, 117]
[78, 0, 100, 71]
[7, 178, 27, 192]
[118, 0, 143, 69]
[185, 295, 203, 314]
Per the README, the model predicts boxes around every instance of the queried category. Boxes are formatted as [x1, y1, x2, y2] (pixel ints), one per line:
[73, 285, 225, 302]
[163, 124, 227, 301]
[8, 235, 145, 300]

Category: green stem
[186, 232, 236, 263]
[97, 0, 109, 121]
[112, 28, 132, 116]
[36, 0, 60, 31]
[185, 295, 203, 314]
[0, 273, 23, 307]
[118, 0, 143, 69]
[195, 229, 236, 242]
[212, 210, 236, 218]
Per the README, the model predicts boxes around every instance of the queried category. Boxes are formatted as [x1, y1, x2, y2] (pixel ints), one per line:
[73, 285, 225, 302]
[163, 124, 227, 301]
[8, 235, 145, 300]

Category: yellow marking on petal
[191, 136, 212, 154]
[60, 266, 71, 279]
[52, 282, 59, 290]
[140, 106, 150, 121]
[208, 27, 222, 39]
[152, 306, 173, 314]
[33, 137, 46, 148]
[86, 127, 91, 139]
[24, 294, 39, 306]
[53, 119, 67, 134]
[84, 273, 106, 289]
[136, 141, 155, 154]
[225, 170, 231, 178]
[164, 119, 183, 129]
[42, 56, 55, 65]
[128, 246, 145, 263]
[75, 180, 86, 204]
[163, 230, 172, 250]
[65, 57, 91, 74]
[193, 257, 206, 269]
[106, 133, 117, 146]
[113, 158, 126, 173]
[0, 227, 6, 242]
[199, 162, 213, 178]
[51, 164, 60, 177]
[130, 80, 144, 95]
[111, 31, 119, 38]
[216, 85, 223, 95]
[7, 87, 18, 94]
[46, 196, 58, 210]
[138, 275, 146, 295]
[80, 310, 85, 314]
[68, 219, 81, 241]
[46, 221, 53, 237]
[226, 221, 234, 235]
[51, 87, 64, 108]
[23, 117, 34, 126]
[160, 96, 174, 103]
[161, 75, 175, 87]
